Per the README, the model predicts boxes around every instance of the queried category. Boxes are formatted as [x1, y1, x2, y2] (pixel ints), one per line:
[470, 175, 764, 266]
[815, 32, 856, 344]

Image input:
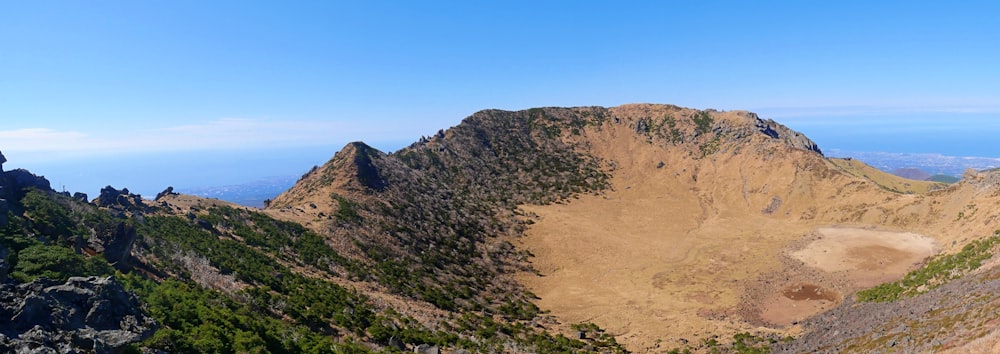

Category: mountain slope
[6, 104, 1000, 353]
[268, 103, 1000, 352]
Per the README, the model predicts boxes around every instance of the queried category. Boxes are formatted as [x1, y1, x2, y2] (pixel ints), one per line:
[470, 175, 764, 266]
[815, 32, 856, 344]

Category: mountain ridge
[4, 104, 1000, 352]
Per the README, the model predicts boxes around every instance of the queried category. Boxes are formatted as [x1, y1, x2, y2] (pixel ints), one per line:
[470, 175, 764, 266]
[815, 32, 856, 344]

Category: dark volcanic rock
[0, 150, 6, 172]
[94, 186, 151, 215]
[71, 192, 88, 203]
[0, 276, 156, 353]
[0, 243, 7, 283]
[751, 114, 822, 155]
[154, 186, 175, 201]
[4, 169, 52, 194]
[0, 197, 7, 228]
[89, 222, 138, 271]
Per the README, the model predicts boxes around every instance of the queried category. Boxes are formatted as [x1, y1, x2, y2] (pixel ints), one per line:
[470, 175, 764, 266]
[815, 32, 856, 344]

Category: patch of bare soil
[775, 262, 1000, 353]
[790, 227, 938, 287]
[751, 228, 937, 328]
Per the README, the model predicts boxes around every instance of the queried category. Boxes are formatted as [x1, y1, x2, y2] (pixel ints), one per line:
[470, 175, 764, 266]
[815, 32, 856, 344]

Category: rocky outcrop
[154, 186, 175, 201]
[0, 243, 8, 283]
[0, 276, 156, 353]
[3, 169, 52, 195]
[0, 197, 7, 228]
[71, 192, 88, 203]
[94, 186, 152, 216]
[0, 150, 6, 172]
[89, 222, 137, 271]
[750, 113, 823, 155]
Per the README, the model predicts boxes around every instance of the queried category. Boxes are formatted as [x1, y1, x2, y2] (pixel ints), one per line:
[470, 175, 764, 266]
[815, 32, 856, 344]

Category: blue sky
[2, 1, 1000, 196]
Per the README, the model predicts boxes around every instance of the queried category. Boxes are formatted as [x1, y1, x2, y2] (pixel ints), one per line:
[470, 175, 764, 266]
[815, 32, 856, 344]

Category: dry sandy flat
[515, 186, 816, 351]
[756, 227, 938, 327]
[518, 197, 940, 351]
[791, 227, 938, 287]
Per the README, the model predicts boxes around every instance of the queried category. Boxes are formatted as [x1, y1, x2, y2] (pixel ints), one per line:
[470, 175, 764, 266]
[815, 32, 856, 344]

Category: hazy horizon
[7, 108, 1000, 201]
[4, 2, 999, 199]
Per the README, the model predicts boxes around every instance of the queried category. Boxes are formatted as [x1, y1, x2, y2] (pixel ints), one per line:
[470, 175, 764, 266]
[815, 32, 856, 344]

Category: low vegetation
[1, 185, 628, 352]
[665, 332, 783, 354]
[857, 231, 1000, 302]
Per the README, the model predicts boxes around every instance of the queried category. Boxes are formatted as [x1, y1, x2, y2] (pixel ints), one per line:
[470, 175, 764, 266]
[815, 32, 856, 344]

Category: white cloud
[0, 118, 399, 162]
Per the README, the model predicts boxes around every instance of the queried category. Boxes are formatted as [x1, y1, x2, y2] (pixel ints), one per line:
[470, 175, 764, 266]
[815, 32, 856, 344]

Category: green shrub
[858, 231, 1000, 302]
[11, 244, 87, 281]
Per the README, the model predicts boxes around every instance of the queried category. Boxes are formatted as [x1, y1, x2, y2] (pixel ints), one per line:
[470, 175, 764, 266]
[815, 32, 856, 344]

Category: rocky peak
[605, 104, 823, 155]
[267, 142, 388, 210]
[2, 169, 52, 195]
[94, 186, 151, 216]
[0, 150, 6, 172]
[747, 112, 823, 155]
[154, 186, 176, 201]
[343, 141, 388, 192]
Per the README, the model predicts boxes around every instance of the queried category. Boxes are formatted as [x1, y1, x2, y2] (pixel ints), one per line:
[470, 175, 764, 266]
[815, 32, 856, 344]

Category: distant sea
[6, 143, 405, 201]
[8, 112, 1000, 204]
[772, 111, 1000, 158]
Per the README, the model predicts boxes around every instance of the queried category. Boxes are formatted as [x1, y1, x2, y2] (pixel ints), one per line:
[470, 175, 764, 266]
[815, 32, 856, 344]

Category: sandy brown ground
[516, 192, 814, 351]
[791, 227, 937, 287]
[515, 190, 939, 351]
[512, 106, 993, 352]
[755, 228, 937, 328]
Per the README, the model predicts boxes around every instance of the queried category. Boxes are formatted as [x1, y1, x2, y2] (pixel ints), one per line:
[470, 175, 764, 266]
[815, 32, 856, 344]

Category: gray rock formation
[0, 150, 6, 172]
[0, 197, 7, 228]
[71, 192, 88, 203]
[414, 344, 439, 354]
[154, 186, 175, 201]
[0, 276, 156, 353]
[94, 186, 151, 216]
[3, 169, 52, 194]
[0, 243, 8, 283]
[750, 114, 823, 155]
[89, 222, 137, 271]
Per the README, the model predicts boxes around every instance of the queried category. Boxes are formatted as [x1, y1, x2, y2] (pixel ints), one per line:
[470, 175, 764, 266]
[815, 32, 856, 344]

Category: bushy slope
[6, 104, 1000, 353]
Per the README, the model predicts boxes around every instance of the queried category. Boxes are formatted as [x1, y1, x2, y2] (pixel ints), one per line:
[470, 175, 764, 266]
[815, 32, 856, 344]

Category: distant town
[827, 149, 1000, 178]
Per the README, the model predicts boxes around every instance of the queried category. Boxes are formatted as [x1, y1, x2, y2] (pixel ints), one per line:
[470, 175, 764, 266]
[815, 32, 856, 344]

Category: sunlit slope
[262, 103, 1000, 352]
[829, 157, 948, 194]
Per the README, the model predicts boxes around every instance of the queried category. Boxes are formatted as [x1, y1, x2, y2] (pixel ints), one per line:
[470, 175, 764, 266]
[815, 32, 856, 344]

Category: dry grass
[513, 106, 1000, 351]
[829, 157, 947, 194]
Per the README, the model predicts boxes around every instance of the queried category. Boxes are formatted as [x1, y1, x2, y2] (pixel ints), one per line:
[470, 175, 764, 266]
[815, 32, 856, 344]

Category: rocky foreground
[0, 276, 156, 353]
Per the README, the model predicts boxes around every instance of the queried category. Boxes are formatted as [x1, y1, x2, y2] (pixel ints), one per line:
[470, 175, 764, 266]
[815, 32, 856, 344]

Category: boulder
[414, 344, 439, 354]
[94, 186, 151, 215]
[3, 169, 52, 194]
[0, 198, 7, 228]
[154, 186, 175, 201]
[0, 243, 8, 282]
[89, 222, 137, 271]
[72, 192, 88, 203]
[0, 276, 156, 353]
